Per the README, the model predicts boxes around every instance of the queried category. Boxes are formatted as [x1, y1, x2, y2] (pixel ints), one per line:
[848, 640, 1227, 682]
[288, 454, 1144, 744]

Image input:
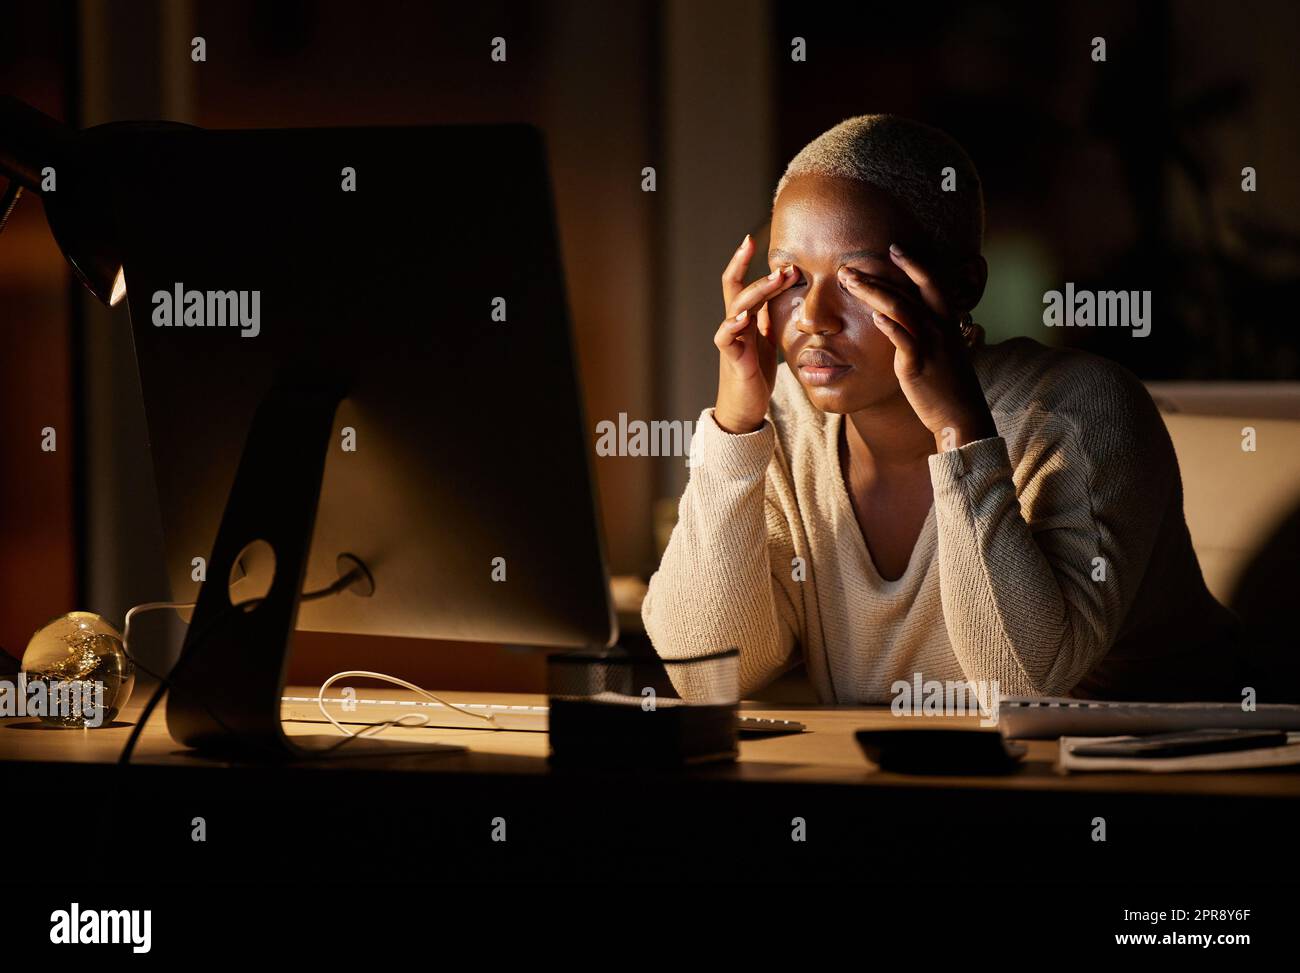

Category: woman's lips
[798, 363, 851, 386]
[797, 349, 851, 386]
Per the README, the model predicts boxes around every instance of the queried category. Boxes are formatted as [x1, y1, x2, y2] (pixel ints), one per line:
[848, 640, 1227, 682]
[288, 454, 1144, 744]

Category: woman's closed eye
[768, 264, 806, 286]
[781, 268, 878, 294]
[842, 264, 920, 300]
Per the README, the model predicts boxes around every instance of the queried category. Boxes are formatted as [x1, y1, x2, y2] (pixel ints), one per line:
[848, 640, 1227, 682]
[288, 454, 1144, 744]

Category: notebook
[1059, 732, 1300, 772]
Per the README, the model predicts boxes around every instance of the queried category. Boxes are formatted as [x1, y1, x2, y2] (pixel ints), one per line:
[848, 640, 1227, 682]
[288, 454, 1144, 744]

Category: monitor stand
[163, 383, 464, 761]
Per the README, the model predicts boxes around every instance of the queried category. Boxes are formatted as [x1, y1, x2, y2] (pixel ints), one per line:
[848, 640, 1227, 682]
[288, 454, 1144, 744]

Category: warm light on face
[109, 266, 127, 306]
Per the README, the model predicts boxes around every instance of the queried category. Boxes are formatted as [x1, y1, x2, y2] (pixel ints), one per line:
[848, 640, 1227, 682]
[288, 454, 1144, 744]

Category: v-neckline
[830, 412, 937, 589]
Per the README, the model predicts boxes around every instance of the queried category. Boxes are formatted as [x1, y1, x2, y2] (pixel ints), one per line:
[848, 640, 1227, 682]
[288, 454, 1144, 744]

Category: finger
[838, 267, 925, 341]
[714, 308, 752, 362]
[727, 264, 800, 319]
[872, 310, 921, 369]
[721, 234, 755, 307]
[887, 243, 953, 321]
[757, 302, 783, 348]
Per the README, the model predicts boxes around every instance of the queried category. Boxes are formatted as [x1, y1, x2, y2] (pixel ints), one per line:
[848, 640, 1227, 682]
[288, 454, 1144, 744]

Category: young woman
[642, 114, 1242, 704]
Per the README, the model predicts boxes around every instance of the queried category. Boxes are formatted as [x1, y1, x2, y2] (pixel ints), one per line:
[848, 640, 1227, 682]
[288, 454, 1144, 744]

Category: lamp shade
[0, 97, 193, 307]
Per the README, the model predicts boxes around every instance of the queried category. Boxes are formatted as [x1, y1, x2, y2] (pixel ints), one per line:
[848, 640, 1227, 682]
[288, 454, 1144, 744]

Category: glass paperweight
[20, 611, 135, 728]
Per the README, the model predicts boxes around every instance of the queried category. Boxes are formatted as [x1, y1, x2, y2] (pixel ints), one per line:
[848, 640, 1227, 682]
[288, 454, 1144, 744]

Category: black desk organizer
[547, 647, 740, 767]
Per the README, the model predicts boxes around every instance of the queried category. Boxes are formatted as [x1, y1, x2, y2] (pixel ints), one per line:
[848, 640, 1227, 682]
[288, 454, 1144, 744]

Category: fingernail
[889, 243, 904, 256]
[768, 268, 781, 280]
[736, 308, 749, 322]
[783, 265, 796, 277]
[872, 310, 888, 325]
[738, 233, 750, 250]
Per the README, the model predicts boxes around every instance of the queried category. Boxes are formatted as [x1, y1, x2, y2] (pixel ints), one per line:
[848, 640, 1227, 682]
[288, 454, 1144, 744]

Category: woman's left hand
[838, 244, 997, 451]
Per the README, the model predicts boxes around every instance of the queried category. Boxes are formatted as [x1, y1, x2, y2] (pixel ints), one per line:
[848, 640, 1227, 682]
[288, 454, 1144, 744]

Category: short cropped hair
[773, 114, 984, 264]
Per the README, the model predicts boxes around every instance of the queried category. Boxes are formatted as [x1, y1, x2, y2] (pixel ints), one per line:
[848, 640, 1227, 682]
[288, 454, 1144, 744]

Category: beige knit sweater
[642, 337, 1242, 704]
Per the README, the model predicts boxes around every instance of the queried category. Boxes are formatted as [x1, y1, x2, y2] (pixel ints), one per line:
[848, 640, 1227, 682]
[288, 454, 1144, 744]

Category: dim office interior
[2, 0, 1300, 942]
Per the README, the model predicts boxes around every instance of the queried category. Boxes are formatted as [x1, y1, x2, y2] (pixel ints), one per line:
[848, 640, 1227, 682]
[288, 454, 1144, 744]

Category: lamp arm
[0, 96, 72, 191]
[0, 180, 21, 237]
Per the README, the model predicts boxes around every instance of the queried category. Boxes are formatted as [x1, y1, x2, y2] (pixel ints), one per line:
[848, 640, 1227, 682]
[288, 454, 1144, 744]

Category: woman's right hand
[713, 234, 800, 434]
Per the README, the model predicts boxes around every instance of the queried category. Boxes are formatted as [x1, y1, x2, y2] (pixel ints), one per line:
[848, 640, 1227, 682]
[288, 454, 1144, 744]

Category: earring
[958, 312, 983, 347]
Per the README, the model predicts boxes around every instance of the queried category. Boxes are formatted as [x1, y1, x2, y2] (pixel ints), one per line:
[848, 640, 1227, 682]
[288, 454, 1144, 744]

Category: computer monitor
[101, 123, 617, 757]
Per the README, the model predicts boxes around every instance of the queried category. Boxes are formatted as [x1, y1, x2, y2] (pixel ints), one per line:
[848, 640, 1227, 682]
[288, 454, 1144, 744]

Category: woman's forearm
[927, 406, 1171, 696]
[641, 409, 798, 699]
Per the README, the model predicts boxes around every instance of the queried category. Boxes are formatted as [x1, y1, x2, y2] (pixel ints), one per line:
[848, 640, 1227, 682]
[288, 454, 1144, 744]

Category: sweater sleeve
[641, 407, 801, 700]
[927, 366, 1175, 696]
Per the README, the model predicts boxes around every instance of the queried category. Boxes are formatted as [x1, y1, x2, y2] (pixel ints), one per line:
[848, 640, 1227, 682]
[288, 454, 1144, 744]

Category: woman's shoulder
[975, 336, 1161, 432]
[975, 337, 1173, 492]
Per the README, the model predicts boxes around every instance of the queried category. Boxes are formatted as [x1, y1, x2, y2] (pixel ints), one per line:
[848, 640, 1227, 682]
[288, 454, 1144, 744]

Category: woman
[642, 114, 1242, 704]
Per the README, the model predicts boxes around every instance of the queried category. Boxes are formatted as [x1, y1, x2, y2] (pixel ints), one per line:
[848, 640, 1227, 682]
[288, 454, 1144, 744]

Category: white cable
[315, 669, 500, 739]
[120, 577, 311, 663]
[122, 600, 195, 663]
[119, 601, 497, 744]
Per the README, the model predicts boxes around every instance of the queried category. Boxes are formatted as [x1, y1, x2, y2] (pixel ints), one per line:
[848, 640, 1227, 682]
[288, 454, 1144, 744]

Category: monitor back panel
[108, 124, 615, 649]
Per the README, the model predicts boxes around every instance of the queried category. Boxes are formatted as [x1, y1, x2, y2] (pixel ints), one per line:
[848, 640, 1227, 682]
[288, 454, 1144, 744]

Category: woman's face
[767, 174, 930, 414]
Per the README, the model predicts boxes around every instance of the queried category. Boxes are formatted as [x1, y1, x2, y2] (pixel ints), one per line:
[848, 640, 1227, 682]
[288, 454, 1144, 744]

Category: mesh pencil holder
[547, 648, 740, 767]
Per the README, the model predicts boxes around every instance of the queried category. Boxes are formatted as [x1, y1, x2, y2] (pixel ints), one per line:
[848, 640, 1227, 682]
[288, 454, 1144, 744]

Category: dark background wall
[769, 0, 1300, 380]
[1, 0, 1297, 690]
[0, 1, 76, 670]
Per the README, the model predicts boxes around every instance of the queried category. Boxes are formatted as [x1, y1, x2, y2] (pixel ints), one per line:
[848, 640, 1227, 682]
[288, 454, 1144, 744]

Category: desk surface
[4, 684, 1299, 799]
[8, 684, 1298, 934]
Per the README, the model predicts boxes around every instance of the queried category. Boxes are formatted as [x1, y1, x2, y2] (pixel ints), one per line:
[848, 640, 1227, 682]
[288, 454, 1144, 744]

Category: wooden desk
[4, 684, 1299, 885]
[7, 685, 1300, 795]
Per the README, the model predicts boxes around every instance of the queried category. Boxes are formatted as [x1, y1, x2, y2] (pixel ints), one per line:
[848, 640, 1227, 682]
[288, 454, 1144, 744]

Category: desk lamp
[0, 96, 134, 305]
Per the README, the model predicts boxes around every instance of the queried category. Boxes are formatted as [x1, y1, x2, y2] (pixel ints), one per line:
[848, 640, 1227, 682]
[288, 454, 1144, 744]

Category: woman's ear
[949, 255, 988, 313]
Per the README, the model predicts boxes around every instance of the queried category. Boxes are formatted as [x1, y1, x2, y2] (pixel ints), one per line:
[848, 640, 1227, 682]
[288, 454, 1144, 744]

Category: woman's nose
[793, 280, 845, 336]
